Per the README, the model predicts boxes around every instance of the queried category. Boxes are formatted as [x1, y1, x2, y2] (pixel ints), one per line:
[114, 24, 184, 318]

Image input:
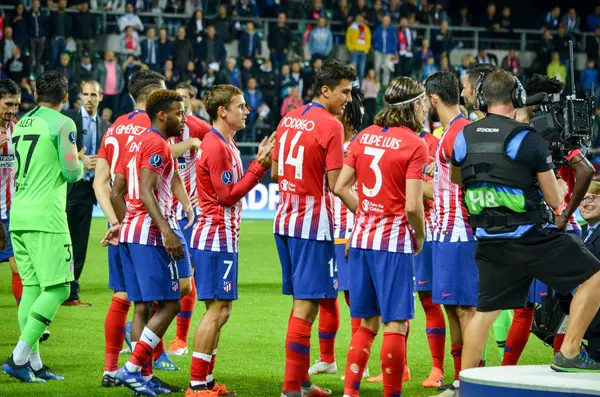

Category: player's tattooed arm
[58, 121, 84, 182]
[110, 173, 128, 223]
[140, 168, 184, 259]
[334, 165, 358, 214]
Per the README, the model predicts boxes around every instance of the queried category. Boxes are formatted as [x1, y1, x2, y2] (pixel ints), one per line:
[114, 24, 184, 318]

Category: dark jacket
[73, 11, 98, 40]
[173, 38, 194, 71]
[48, 10, 73, 38]
[93, 60, 125, 94]
[268, 24, 292, 54]
[26, 10, 48, 39]
[196, 37, 226, 65]
[238, 31, 261, 58]
[584, 225, 600, 259]
[156, 39, 174, 71]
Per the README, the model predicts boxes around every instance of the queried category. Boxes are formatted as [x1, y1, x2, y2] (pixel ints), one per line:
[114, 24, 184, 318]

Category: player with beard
[0, 79, 21, 307]
[111, 90, 192, 396]
[500, 74, 594, 366]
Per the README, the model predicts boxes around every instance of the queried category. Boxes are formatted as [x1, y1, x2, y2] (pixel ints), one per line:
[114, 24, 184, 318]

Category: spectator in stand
[500, 6, 512, 30]
[215, 57, 240, 87]
[200, 62, 218, 96]
[372, 0, 386, 24]
[396, 16, 416, 78]
[279, 63, 293, 97]
[243, 76, 266, 139]
[400, 0, 418, 20]
[457, 55, 476, 83]
[333, 0, 353, 35]
[27, 0, 46, 75]
[485, 3, 500, 31]
[187, 9, 204, 44]
[387, 0, 402, 21]
[421, 55, 438, 80]
[553, 24, 570, 67]
[268, 13, 292, 70]
[353, 0, 379, 27]
[19, 76, 35, 115]
[537, 27, 555, 73]
[372, 15, 398, 86]
[164, 59, 178, 80]
[101, 107, 112, 123]
[588, 6, 600, 31]
[0, 26, 15, 68]
[74, 52, 95, 83]
[547, 51, 567, 83]
[476, 48, 497, 66]
[140, 27, 159, 71]
[501, 48, 522, 79]
[101, 0, 126, 12]
[121, 26, 141, 59]
[416, 0, 431, 24]
[588, 27, 600, 61]
[290, 62, 304, 95]
[301, 58, 322, 100]
[74, 2, 98, 54]
[57, 52, 77, 102]
[237, 0, 259, 22]
[581, 59, 599, 95]
[240, 58, 255, 91]
[362, 69, 379, 127]
[118, 3, 143, 34]
[458, 5, 472, 27]
[213, 5, 234, 44]
[122, 55, 148, 83]
[173, 26, 194, 74]
[164, 68, 178, 89]
[239, 21, 262, 60]
[562, 8, 581, 36]
[308, 16, 333, 63]
[164, 0, 186, 36]
[94, 50, 124, 118]
[418, 38, 433, 70]
[538, 6, 561, 30]
[196, 24, 226, 70]
[347, 14, 371, 87]
[303, 0, 326, 43]
[48, 0, 73, 69]
[280, 85, 303, 117]
[10, 3, 28, 52]
[431, 20, 455, 62]
[5, 45, 30, 84]
[429, 3, 448, 26]
[440, 54, 451, 72]
[257, 58, 277, 109]
[156, 28, 173, 74]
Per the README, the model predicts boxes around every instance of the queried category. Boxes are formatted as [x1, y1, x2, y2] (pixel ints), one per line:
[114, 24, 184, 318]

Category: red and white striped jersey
[558, 150, 582, 235]
[0, 118, 17, 220]
[420, 130, 439, 241]
[273, 103, 344, 241]
[433, 114, 474, 243]
[117, 129, 177, 246]
[98, 110, 151, 182]
[168, 115, 211, 220]
[191, 129, 267, 253]
[333, 141, 355, 241]
[346, 125, 428, 253]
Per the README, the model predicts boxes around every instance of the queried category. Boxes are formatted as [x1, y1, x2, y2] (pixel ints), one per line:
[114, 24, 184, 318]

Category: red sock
[283, 317, 312, 393]
[104, 296, 131, 372]
[153, 339, 165, 361]
[11, 272, 22, 306]
[502, 307, 534, 365]
[420, 295, 446, 370]
[344, 291, 361, 336]
[381, 332, 406, 397]
[130, 340, 153, 368]
[451, 345, 462, 381]
[141, 356, 153, 377]
[343, 326, 377, 397]
[554, 333, 565, 354]
[177, 278, 196, 343]
[318, 298, 339, 364]
[208, 349, 217, 376]
[190, 352, 212, 383]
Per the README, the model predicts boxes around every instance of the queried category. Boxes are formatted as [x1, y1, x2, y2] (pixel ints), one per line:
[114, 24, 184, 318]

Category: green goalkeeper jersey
[10, 106, 84, 233]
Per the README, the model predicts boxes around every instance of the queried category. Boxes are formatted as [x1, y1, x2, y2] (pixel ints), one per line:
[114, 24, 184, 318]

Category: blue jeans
[350, 51, 367, 86]
[50, 38, 67, 69]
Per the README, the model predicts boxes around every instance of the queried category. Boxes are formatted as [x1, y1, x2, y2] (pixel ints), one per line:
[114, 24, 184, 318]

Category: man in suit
[63, 80, 108, 306]
[581, 181, 600, 257]
[140, 27, 159, 72]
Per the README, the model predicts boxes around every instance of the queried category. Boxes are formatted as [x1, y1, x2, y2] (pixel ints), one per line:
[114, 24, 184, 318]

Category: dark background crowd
[1, 0, 600, 146]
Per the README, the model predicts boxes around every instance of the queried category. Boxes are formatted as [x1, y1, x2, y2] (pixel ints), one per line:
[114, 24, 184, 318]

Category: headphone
[474, 72, 527, 113]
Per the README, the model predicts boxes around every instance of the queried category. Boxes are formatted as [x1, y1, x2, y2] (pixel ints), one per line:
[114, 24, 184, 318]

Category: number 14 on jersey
[278, 129, 305, 180]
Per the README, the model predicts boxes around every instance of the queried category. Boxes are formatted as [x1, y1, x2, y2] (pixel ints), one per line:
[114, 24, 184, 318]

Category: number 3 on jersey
[362, 146, 385, 197]
[278, 129, 304, 179]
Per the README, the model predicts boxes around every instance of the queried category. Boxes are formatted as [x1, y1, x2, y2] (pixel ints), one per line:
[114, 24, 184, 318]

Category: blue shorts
[174, 227, 192, 279]
[275, 235, 338, 299]
[432, 241, 479, 307]
[336, 244, 350, 291]
[108, 244, 126, 292]
[528, 279, 549, 304]
[178, 218, 194, 254]
[120, 243, 181, 302]
[0, 218, 14, 262]
[348, 248, 415, 323]
[415, 240, 433, 292]
[193, 250, 238, 301]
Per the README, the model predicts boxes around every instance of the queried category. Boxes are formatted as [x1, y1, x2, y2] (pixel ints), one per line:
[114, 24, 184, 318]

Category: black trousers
[66, 180, 95, 300]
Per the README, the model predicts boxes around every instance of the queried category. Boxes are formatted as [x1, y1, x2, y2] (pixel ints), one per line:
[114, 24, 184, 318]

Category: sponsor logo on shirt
[0, 155, 14, 168]
[476, 127, 500, 133]
[362, 199, 384, 213]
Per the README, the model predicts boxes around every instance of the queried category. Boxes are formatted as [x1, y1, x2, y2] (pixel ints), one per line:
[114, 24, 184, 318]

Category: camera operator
[460, 63, 496, 121]
[502, 73, 595, 366]
[449, 69, 600, 392]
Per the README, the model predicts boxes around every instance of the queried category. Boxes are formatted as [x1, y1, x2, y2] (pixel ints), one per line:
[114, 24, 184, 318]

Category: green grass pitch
[0, 219, 553, 396]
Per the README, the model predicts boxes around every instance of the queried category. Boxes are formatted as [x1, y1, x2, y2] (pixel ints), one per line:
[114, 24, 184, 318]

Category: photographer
[449, 70, 600, 392]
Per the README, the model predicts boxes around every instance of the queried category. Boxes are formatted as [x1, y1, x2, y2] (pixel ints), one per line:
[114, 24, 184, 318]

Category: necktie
[585, 226, 595, 243]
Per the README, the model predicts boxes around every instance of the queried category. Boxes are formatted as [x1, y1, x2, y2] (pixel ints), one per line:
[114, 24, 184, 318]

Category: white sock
[206, 374, 214, 383]
[143, 374, 153, 381]
[103, 370, 117, 377]
[29, 352, 43, 371]
[125, 361, 142, 373]
[12, 340, 32, 366]
[132, 341, 137, 351]
[140, 328, 161, 349]
[212, 348, 218, 356]
[453, 380, 460, 388]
